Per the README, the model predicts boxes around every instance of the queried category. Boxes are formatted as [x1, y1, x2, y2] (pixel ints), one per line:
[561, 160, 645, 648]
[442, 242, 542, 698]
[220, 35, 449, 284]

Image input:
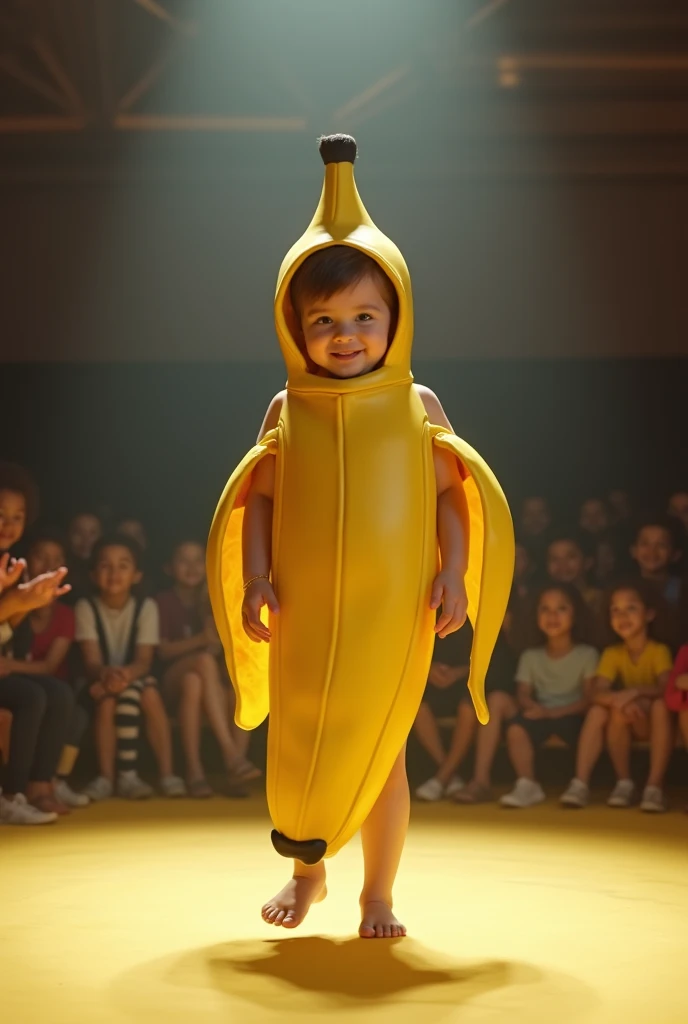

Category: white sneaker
[500, 778, 546, 809]
[54, 779, 90, 808]
[0, 793, 57, 825]
[160, 775, 186, 798]
[607, 779, 635, 808]
[640, 786, 666, 813]
[443, 775, 465, 798]
[415, 777, 444, 802]
[83, 775, 114, 802]
[117, 772, 154, 800]
[560, 778, 589, 809]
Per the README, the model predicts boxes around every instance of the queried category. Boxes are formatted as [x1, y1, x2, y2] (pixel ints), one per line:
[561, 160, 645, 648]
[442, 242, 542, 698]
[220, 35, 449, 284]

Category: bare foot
[261, 871, 327, 929]
[359, 900, 407, 939]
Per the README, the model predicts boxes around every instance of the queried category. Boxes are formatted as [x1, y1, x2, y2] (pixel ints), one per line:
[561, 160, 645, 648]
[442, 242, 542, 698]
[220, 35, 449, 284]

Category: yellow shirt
[597, 641, 673, 689]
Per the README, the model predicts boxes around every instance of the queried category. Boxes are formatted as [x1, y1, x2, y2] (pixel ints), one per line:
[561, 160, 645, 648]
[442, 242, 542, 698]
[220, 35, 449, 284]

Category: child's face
[521, 498, 550, 536]
[300, 276, 391, 378]
[117, 520, 147, 551]
[69, 514, 102, 561]
[547, 540, 586, 585]
[610, 588, 653, 641]
[608, 489, 631, 521]
[92, 545, 142, 599]
[579, 499, 609, 534]
[170, 542, 205, 588]
[668, 491, 688, 532]
[631, 525, 675, 575]
[28, 540, 65, 578]
[537, 590, 575, 640]
[0, 489, 26, 551]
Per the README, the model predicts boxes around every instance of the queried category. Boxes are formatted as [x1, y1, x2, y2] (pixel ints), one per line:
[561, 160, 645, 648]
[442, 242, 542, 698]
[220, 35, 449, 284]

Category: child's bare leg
[359, 742, 409, 938]
[607, 708, 632, 780]
[412, 702, 445, 768]
[178, 671, 204, 780]
[505, 722, 536, 780]
[574, 706, 609, 784]
[646, 699, 673, 788]
[261, 859, 327, 929]
[140, 686, 174, 777]
[194, 653, 247, 771]
[435, 702, 477, 786]
[95, 697, 116, 780]
[464, 691, 517, 792]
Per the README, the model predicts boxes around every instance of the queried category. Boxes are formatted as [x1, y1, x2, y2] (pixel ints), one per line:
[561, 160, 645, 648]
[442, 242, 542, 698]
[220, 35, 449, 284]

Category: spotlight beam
[0, 52, 72, 112]
[31, 36, 84, 114]
[132, 0, 197, 38]
[465, 0, 512, 32]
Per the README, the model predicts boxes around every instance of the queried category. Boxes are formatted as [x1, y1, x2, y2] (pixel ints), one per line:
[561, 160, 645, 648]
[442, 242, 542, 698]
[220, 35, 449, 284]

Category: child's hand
[103, 667, 129, 693]
[15, 567, 71, 611]
[242, 579, 279, 643]
[431, 571, 468, 637]
[89, 681, 107, 700]
[523, 705, 548, 720]
[622, 701, 646, 725]
[428, 662, 451, 687]
[0, 553, 26, 593]
[611, 689, 639, 709]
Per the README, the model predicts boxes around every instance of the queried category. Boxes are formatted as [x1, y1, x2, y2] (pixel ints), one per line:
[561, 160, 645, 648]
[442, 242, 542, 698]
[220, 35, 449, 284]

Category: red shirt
[28, 602, 76, 681]
[156, 590, 203, 644]
[665, 644, 688, 712]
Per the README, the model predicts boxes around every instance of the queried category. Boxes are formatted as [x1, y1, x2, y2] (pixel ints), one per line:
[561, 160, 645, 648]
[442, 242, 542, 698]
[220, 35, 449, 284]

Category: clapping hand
[15, 567, 71, 610]
[0, 553, 26, 593]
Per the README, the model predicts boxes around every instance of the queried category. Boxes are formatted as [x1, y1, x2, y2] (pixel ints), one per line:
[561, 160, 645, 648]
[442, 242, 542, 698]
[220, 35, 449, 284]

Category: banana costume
[207, 134, 514, 865]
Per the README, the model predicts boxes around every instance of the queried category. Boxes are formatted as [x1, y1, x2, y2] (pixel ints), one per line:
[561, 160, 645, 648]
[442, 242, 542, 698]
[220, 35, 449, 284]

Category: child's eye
[356, 313, 373, 321]
[315, 316, 333, 325]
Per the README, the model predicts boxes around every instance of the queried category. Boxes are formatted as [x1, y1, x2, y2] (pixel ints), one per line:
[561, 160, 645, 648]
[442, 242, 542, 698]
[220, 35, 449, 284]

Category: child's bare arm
[80, 639, 105, 683]
[1, 636, 72, 677]
[120, 643, 155, 685]
[516, 681, 538, 712]
[158, 632, 208, 663]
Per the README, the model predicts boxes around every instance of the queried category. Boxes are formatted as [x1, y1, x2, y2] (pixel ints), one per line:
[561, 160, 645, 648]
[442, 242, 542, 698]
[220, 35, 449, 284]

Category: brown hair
[518, 582, 598, 650]
[0, 461, 40, 527]
[289, 245, 399, 339]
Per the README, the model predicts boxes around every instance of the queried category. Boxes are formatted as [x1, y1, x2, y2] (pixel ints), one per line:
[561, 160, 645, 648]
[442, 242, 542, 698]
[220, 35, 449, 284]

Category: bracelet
[243, 573, 270, 592]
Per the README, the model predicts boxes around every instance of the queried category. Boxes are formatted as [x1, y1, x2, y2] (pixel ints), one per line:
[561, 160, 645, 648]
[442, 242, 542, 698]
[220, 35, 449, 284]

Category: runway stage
[1, 792, 686, 1024]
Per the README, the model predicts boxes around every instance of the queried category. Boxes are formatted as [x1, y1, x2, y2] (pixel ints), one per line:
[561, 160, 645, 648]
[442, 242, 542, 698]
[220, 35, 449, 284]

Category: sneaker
[640, 786, 666, 813]
[500, 778, 546, 809]
[560, 779, 589, 809]
[415, 777, 444, 802]
[0, 793, 57, 825]
[607, 779, 635, 808]
[117, 772, 154, 800]
[443, 775, 465, 798]
[54, 779, 90, 808]
[83, 775, 114, 802]
[160, 775, 186, 798]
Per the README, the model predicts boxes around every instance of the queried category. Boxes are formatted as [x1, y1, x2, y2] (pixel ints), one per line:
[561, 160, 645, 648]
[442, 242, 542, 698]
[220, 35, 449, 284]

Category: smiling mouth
[330, 351, 363, 360]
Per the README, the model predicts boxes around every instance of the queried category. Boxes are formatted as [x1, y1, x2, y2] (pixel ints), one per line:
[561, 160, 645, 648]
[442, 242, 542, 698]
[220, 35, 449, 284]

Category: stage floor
[1, 790, 687, 1024]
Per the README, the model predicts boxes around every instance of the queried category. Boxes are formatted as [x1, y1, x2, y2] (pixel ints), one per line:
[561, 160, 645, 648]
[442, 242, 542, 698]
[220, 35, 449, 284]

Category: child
[560, 582, 674, 812]
[665, 645, 688, 812]
[631, 516, 684, 607]
[0, 461, 39, 556]
[208, 135, 513, 939]
[76, 535, 186, 801]
[417, 619, 517, 803]
[156, 539, 261, 797]
[518, 497, 552, 569]
[2, 530, 87, 809]
[546, 531, 604, 617]
[668, 490, 688, 536]
[499, 584, 598, 808]
[65, 511, 103, 605]
[579, 497, 610, 539]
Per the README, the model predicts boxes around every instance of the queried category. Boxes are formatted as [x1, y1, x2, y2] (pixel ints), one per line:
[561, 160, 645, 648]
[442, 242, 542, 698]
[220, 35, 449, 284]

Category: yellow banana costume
[207, 134, 514, 864]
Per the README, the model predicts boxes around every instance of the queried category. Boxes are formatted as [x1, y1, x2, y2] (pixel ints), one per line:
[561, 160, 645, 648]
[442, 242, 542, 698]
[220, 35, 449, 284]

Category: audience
[1, 460, 687, 824]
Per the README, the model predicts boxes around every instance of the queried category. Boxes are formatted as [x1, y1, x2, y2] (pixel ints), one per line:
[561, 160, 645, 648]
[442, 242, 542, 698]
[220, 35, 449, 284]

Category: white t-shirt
[75, 596, 159, 666]
[516, 645, 599, 709]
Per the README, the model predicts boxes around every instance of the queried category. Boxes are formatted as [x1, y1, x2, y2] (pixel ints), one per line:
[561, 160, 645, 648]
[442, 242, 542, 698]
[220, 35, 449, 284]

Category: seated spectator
[156, 539, 261, 798]
[630, 515, 686, 647]
[592, 530, 626, 588]
[117, 517, 148, 553]
[76, 535, 185, 802]
[560, 581, 674, 813]
[65, 511, 103, 605]
[499, 584, 598, 809]
[668, 489, 688, 537]
[0, 551, 75, 824]
[518, 496, 553, 570]
[546, 530, 604, 619]
[664, 645, 688, 813]
[116, 516, 156, 595]
[579, 497, 611, 540]
[0, 461, 40, 559]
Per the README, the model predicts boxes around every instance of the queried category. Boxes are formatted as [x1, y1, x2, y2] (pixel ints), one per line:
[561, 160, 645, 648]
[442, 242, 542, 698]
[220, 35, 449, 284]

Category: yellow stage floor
[1, 791, 687, 1023]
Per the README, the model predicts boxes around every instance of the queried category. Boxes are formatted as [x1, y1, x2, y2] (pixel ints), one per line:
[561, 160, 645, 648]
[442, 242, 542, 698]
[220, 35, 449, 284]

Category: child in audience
[415, 618, 517, 803]
[631, 516, 684, 606]
[546, 531, 604, 618]
[0, 461, 40, 557]
[76, 535, 186, 801]
[499, 584, 598, 808]
[117, 517, 148, 552]
[518, 497, 553, 569]
[579, 497, 610, 539]
[664, 644, 688, 812]
[560, 581, 674, 812]
[156, 539, 262, 798]
[65, 511, 103, 604]
[668, 490, 688, 536]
